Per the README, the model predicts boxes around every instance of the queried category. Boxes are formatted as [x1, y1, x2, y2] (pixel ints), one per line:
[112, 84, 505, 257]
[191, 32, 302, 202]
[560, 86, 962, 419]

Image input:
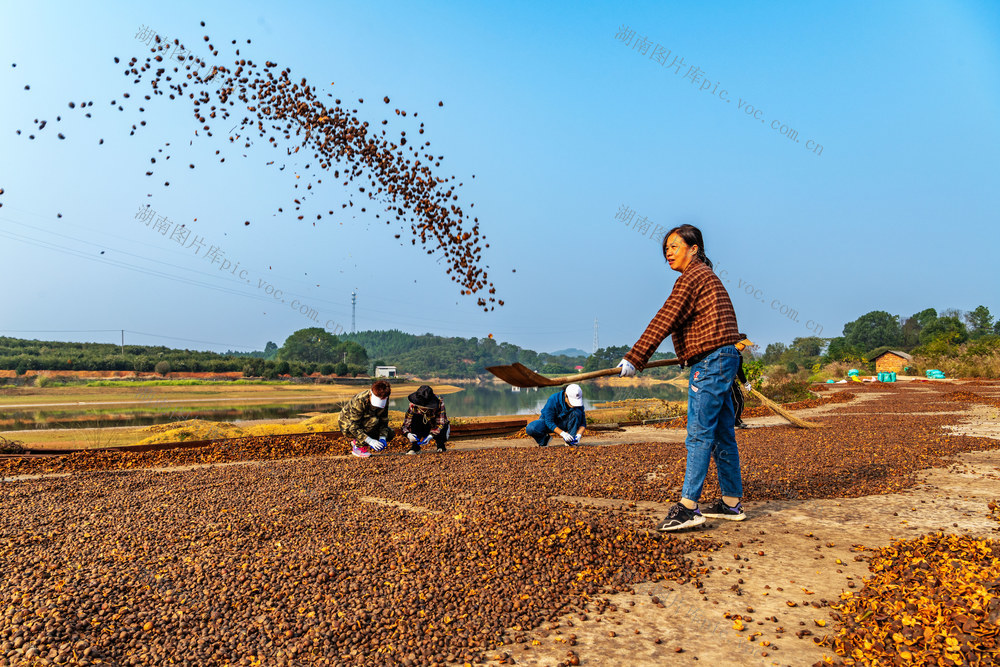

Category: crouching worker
[402, 385, 450, 454]
[731, 339, 753, 429]
[526, 384, 586, 447]
[339, 380, 395, 458]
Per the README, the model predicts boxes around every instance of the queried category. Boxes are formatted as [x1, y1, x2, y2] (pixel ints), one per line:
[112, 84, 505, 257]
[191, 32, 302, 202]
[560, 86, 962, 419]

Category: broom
[733, 338, 821, 429]
[745, 385, 822, 429]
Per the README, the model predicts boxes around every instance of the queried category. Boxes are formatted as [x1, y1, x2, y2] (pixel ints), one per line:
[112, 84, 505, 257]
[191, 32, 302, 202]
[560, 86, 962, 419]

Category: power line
[124, 330, 258, 350]
[0, 329, 121, 334]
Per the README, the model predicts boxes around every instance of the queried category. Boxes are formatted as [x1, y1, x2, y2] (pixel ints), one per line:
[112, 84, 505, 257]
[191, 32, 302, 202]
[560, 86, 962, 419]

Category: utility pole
[121, 330, 125, 357]
[593, 318, 599, 355]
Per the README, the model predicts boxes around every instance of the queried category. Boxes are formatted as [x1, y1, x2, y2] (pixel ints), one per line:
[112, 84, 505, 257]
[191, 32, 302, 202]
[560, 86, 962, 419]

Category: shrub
[760, 380, 813, 403]
[154, 361, 171, 376]
[242, 358, 264, 377]
[275, 361, 291, 375]
[319, 364, 335, 376]
[743, 359, 765, 390]
[335, 362, 348, 376]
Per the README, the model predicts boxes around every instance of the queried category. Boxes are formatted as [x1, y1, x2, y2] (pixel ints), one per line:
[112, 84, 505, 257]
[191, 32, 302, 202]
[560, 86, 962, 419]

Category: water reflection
[389, 383, 686, 417]
[0, 403, 336, 431]
[1, 384, 687, 431]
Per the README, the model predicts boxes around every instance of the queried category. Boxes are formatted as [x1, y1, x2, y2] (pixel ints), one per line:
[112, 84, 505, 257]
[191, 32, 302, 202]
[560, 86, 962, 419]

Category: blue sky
[1, 1, 998, 356]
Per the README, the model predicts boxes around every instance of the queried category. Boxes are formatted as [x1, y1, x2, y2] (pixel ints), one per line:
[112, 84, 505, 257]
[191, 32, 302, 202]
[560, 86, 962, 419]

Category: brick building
[871, 350, 913, 374]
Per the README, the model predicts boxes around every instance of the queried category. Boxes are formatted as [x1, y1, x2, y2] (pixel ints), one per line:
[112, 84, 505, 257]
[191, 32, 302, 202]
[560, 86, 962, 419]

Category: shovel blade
[486, 363, 561, 388]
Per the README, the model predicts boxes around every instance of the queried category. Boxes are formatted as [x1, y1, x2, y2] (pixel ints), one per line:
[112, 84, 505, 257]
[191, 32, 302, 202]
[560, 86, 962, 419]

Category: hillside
[341, 330, 585, 378]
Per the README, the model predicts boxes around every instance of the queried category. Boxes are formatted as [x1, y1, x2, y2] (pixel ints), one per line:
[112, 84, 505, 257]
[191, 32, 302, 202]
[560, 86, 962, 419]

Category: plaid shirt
[624, 260, 742, 368]
[402, 398, 448, 435]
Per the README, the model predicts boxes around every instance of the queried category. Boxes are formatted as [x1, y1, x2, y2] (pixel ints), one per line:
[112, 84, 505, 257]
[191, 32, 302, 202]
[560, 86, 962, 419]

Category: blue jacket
[540, 388, 585, 432]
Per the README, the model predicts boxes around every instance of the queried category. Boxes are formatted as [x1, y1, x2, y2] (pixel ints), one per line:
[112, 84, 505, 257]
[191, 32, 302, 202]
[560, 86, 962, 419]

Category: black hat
[408, 385, 438, 408]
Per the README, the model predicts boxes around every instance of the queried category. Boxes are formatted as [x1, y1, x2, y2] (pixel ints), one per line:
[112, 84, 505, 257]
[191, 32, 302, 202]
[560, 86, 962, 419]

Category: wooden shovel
[486, 358, 682, 388]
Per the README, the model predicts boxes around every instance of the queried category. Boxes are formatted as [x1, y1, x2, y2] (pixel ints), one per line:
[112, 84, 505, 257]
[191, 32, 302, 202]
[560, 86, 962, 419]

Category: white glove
[420, 434, 434, 446]
[572, 434, 582, 445]
[617, 359, 636, 377]
[560, 431, 575, 444]
[406, 433, 419, 443]
[364, 436, 382, 451]
[744, 382, 753, 392]
[376, 437, 388, 452]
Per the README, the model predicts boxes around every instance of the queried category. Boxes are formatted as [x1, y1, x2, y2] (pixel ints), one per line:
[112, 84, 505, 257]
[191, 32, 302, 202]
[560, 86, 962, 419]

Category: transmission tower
[593, 318, 599, 354]
[351, 290, 357, 333]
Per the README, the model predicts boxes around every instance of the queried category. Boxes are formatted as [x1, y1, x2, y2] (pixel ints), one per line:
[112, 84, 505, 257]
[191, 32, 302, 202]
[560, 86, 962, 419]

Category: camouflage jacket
[338, 389, 391, 441]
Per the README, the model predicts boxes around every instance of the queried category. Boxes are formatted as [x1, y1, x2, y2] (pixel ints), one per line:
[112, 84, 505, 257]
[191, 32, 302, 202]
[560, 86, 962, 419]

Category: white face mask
[370, 393, 388, 409]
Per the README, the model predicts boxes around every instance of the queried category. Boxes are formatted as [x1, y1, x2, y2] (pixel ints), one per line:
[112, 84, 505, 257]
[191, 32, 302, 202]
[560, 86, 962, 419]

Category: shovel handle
[556, 357, 682, 384]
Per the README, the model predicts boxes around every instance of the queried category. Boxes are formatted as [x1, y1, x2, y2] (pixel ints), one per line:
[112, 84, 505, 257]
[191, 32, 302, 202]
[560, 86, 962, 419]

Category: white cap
[370, 392, 388, 409]
[565, 384, 583, 407]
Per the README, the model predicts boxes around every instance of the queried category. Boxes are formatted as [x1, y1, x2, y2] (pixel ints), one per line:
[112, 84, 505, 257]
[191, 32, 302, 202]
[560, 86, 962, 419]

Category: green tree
[900, 316, 921, 349]
[242, 358, 265, 378]
[278, 328, 341, 364]
[965, 306, 994, 339]
[154, 361, 171, 376]
[842, 311, 902, 352]
[275, 360, 290, 375]
[790, 337, 823, 358]
[583, 346, 631, 372]
[918, 316, 968, 346]
[913, 308, 937, 329]
[825, 337, 864, 361]
[263, 341, 279, 359]
[761, 342, 787, 364]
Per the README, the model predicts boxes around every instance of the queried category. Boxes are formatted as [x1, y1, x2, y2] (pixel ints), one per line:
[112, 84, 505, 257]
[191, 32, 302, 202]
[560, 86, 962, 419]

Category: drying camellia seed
[9, 20, 501, 310]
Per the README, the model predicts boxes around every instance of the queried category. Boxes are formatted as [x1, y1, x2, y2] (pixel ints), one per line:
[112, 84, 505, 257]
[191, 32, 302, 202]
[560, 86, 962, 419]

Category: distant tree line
[759, 304, 1000, 373]
[0, 328, 370, 379]
[341, 329, 592, 378]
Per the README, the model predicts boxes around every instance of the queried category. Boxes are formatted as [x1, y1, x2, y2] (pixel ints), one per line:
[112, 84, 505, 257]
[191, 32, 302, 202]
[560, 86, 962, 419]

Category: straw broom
[733, 338, 821, 429]
[745, 385, 822, 429]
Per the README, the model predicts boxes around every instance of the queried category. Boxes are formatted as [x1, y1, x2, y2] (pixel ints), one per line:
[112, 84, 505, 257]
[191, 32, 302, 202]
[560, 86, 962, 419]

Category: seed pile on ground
[0, 457, 715, 666]
[10, 23, 499, 309]
[2, 384, 999, 665]
[817, 533, 1000, 666]
[4, 385, 1000, 506]
[944, 390, 1000, 409]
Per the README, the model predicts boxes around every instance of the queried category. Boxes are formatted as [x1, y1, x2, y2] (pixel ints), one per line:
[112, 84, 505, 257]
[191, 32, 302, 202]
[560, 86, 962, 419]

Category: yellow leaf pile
[822, 533, 1000, 666]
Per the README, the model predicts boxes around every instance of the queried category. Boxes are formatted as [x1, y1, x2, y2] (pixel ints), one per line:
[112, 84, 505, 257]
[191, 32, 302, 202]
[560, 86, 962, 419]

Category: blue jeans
[681, 345, 743, 502]
[526, 410, 586, 446]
